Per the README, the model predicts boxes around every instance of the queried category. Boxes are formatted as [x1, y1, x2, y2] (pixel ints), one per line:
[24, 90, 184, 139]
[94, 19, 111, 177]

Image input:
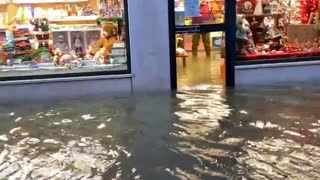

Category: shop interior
[236, 0, 320, 61]
[174, 0, 226, 88]
[0, 0, 127, 78]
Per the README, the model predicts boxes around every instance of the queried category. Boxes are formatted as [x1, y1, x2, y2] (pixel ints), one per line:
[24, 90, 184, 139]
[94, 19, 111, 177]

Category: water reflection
[0, 85, 319, 179]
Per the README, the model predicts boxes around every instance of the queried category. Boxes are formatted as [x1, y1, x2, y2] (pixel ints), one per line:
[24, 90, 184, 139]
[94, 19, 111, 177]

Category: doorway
[170, 0, 228, 90]
[175, 31, 225, 89]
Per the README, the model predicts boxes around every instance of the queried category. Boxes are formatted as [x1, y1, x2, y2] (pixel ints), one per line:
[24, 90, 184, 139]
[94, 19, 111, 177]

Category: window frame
[0, 0, 131, 82]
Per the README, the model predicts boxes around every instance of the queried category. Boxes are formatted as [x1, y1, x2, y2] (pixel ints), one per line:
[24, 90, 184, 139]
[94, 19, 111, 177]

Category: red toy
[300, 0, 318, 24]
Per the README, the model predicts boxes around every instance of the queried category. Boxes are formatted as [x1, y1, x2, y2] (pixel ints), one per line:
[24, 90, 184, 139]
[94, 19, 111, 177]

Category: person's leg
[202, 33, 211, 57]
[192, 33, 200, 56]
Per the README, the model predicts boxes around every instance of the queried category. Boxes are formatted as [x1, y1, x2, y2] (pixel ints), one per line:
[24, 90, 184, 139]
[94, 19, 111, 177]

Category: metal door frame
[168, 0, 236, 90]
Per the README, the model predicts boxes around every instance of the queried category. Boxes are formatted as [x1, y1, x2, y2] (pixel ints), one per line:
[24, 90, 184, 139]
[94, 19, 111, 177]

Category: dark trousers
[192, 33, 211, 56]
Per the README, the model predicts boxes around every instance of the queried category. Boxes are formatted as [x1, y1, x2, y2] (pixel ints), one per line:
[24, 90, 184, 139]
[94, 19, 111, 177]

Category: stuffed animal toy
[60, 50, 77, 66]
[92, 47, 106, 64]
[236, 14, 251, 55]
[52, 48, 62, 65]
[90, 22, 116, 57]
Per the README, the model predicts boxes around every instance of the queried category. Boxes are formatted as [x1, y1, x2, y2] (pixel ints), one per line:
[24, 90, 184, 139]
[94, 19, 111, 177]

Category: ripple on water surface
[0, 85, 319, 179]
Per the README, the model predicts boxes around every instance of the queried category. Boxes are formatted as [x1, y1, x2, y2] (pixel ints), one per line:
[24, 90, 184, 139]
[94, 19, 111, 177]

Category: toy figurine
[52, 48, 62, 65]
[254, 0, 263, 15]
[312, 38, 318, 50]
[247, 32, 256, 53]
[236, 14, 251, 55]
[92, 47, 106, 64]
[84, 47, 93, 60]
[30, 7, 49, 48]
[74, 34, 82, 54]
[60, 50, 77, 66]
[0, 45, 7, 65]
[56, 35, 68, 51]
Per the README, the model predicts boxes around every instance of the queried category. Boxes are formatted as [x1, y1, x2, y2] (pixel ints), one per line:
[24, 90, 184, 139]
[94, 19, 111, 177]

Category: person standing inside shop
[192, 0, 212, 57]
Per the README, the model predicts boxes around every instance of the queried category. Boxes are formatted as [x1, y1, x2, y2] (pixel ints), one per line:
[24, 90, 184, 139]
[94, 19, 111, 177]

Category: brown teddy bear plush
[90, 22, 117, 58]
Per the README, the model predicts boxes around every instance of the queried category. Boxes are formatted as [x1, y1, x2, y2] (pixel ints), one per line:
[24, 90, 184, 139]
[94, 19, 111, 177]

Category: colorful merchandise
[237, 0, 320, 61]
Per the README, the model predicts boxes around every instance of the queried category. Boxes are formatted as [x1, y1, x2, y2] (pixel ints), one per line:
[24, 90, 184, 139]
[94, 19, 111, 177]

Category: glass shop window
[0, 0, 128, 78]
[175, 0, 225, 26]
[236, 0, 320, 61]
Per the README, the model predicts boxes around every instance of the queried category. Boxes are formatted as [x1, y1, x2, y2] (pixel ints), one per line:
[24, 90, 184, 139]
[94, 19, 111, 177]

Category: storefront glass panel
[175, 0, 225, 26]
[236, 0, 320, 62]
[0, 0, 129, 79]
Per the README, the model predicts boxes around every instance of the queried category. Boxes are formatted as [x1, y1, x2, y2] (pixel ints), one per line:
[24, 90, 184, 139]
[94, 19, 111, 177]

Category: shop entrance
[175, 31, 225, 89]
[169, 0, 233, 90]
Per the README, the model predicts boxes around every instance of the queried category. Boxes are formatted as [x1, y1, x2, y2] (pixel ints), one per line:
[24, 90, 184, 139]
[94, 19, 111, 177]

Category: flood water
[0, 85, 320, 179]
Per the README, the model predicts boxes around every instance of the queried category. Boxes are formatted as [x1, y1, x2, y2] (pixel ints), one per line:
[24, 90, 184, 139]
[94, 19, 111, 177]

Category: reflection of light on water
[239, 138, 320, 179]
[172, 85, 244, 178]
[0, 109, 133, 179]
[0, 85, 320, 179]
[249, 120, 282, 130]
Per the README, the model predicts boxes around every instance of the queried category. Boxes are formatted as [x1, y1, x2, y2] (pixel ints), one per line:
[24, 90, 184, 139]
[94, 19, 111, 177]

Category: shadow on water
[0, 84, 319, 179]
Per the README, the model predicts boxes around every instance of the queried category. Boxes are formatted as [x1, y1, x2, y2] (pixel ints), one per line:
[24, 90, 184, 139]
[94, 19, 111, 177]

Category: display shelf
[14, 37, 29, 41]
[37, 40, 50, 43]
[244, 13, 285, 17]
[49, 16, 98, 22]
[32, 32, 50, 35]
[0, 0, 10, 4]
[12, 0, 88, 4]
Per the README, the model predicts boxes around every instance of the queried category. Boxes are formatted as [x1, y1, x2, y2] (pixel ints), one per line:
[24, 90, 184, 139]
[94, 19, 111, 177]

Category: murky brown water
[0, 85, 319, 179]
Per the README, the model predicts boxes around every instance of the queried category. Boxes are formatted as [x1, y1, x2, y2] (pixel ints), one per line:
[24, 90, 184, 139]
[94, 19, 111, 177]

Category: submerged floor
[177, 50, 224, 88]
[0, 85, 320, 179]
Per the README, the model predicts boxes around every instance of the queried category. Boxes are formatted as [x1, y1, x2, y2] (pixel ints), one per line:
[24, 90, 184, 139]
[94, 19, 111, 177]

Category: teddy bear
[90, 22, 117, 58]
[92, 47, 106, 64]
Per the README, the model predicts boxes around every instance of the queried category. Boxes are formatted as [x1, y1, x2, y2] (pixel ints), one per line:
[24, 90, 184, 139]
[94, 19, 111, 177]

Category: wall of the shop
[0, 75, 133, 103]
[127, 0, 171, 92]
[235, 61, 320, 86]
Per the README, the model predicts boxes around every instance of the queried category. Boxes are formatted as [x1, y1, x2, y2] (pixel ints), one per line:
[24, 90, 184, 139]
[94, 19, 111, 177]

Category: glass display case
[0, 0, 129, 80]
[236, 0, 320, 61]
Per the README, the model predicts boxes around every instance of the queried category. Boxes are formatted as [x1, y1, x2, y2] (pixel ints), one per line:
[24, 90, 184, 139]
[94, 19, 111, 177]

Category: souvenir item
[56, 34, 68, 51]
[236, 14, 251, 55]
[254, 0, 263, 15]
[74, 34, 82, 54]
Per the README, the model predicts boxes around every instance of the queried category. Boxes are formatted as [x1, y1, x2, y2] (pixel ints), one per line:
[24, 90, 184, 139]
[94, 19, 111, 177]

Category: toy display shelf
[238, 51, 320, 61]
[50, 26, 100, 32]
[12, 0, 88, 4]
[49, 16, 99, 22]
[0, 63, 122, 73]
[0, 0, 10, 4]
[14, 37, 29, 41]
[32, 32, 50, 35]
[244, 13, 285, 17]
